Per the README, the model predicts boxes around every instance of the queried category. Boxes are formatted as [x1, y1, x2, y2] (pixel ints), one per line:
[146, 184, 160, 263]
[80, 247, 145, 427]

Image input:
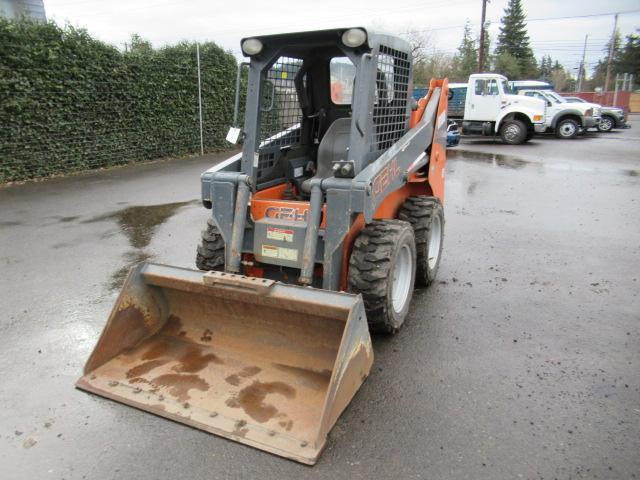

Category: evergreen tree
[538, 55, 553, 81]
[590, 31, 622, 88]
[452, 21, 477, 80]
[493, 52, 521, 79]
[495, 0, 537, 78]
[618, 30, 640, 83]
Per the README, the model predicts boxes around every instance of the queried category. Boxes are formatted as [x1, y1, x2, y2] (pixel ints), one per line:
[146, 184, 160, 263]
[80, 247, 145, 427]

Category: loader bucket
[77, 262, 373, 464]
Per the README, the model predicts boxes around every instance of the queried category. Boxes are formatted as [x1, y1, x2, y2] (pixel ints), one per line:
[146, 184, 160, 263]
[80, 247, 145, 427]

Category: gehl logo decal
[265, 206, 309, 222]
[372, 158, 401, 197]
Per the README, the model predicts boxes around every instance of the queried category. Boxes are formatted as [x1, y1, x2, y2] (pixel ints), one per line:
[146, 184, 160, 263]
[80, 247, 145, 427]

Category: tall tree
[404, 31, 454, 85]
[494, 0, 537, 78]
[493, 52, 521, 79]
[538, 54, 553, 81]
[590, 31, 622, 88]
[618, 30, 640, 83]
[452, 21, 477, 80]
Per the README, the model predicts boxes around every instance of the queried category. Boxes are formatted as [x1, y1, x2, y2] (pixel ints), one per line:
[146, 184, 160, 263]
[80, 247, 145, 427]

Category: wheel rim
[504, 124, 520, 141]
[428, 214, 442, 270]
[560, 122, 576, 137]
[392, 244, 412, 313]
[600, 118, 612, 131]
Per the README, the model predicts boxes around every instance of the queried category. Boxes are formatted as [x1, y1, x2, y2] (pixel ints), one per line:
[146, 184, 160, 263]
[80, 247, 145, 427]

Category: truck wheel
[348, 220, 417, 334]
[597, 115, 614, 132]
[556, 118, 579, 139]
[524, 129, 534, 142]
[499, 119, 527, 145]
[398, 196, 444, 287]
[196, 218, 225, 271]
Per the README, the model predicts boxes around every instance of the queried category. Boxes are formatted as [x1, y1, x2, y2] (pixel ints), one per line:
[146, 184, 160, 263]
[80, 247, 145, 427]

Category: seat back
[316, 117, 351, 178]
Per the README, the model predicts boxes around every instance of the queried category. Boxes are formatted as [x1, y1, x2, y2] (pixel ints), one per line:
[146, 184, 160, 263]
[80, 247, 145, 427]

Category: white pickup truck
[448, 73, 547, 145]
[517, 89, 601, 139]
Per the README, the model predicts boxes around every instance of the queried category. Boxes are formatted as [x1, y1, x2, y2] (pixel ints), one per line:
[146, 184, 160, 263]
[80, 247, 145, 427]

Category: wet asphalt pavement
[1, 119, 639, 480]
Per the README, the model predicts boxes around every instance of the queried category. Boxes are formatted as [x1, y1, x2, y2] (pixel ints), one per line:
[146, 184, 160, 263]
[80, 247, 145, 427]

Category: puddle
[0, 220, 23, 228]
[448, 149, 531, 169]
[109, 250, 154, 290]
[84, 200, 197, 290]
[47, 215, 80, 223]
[84, 200, 197, 249]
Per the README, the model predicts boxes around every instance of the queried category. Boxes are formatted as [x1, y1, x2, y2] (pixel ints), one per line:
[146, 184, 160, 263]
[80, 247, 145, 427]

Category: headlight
[533, 114, 543, 122]
[241, 38, 263, 56]
[341, 28, 367, 48]
[585, 108, 593, 117]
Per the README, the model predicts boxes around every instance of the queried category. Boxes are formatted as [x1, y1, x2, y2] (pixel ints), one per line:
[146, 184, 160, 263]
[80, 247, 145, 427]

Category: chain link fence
[0, 18, 239, 183]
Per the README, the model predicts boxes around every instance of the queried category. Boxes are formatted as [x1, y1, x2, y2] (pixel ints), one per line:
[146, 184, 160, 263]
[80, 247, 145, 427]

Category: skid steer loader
[77, 27, 449, 465]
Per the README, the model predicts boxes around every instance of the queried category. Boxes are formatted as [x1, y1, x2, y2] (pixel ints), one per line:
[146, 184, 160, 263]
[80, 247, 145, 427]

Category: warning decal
[261, 245, 298, 261]
[267, 227, 294, 242]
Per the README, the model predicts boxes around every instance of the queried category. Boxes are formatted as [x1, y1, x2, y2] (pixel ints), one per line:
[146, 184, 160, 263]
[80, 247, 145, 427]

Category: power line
[403, 9, 640, 35]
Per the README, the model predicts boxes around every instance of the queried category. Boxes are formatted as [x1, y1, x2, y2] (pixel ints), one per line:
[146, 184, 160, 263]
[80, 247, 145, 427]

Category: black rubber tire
[348, 220, 416, 334]
[499, 119, 527, 145]
[398, 196, 444, 288]
[597, 115, 615, 132]
[196, 218, 225, 271]
[555, 118, 579, 139]
[524, 129, 534, 142]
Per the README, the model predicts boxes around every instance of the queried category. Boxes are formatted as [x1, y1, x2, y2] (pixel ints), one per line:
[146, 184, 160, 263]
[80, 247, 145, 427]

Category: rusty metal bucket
[76, 262, 372, 464]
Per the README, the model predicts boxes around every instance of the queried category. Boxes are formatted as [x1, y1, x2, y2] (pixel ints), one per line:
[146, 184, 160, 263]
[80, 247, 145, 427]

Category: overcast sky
[44, 0, 640, 75]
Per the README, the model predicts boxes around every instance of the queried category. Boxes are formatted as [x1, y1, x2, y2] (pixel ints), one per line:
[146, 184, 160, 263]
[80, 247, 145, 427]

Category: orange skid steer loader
[77, 27, 449, 465]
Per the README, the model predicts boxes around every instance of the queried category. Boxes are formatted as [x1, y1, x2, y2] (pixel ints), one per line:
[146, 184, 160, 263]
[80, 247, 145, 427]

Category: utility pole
[478, 0, 489, 72]
[603, 13, 618, 92]
[576, 34, 588, 92]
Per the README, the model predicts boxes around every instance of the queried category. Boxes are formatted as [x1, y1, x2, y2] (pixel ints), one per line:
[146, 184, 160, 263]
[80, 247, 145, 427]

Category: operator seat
[301, 117, 351, 194]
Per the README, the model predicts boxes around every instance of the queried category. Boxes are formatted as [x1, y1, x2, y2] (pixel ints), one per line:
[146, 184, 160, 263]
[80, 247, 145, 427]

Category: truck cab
[518, 89, 600, 139]
[461, 73, 546, 144]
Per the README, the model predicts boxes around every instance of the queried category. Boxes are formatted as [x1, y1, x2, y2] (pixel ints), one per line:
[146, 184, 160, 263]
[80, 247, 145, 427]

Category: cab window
[330, 57, 355, 105]
[475, 79, 498, 95]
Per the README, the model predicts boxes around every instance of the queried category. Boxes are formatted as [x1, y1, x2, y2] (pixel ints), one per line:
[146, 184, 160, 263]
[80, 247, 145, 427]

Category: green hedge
[0, 18, 238, 182]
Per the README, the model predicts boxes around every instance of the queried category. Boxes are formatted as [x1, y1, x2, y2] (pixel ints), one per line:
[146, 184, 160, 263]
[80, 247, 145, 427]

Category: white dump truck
[448, 73, 547, 144]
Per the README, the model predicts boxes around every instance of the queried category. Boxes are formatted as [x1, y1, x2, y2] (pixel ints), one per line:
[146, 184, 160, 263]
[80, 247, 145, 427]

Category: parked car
[563, 96, 629, 132]
[447, 120, 460, 147]
[518, 89, 600, 139]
